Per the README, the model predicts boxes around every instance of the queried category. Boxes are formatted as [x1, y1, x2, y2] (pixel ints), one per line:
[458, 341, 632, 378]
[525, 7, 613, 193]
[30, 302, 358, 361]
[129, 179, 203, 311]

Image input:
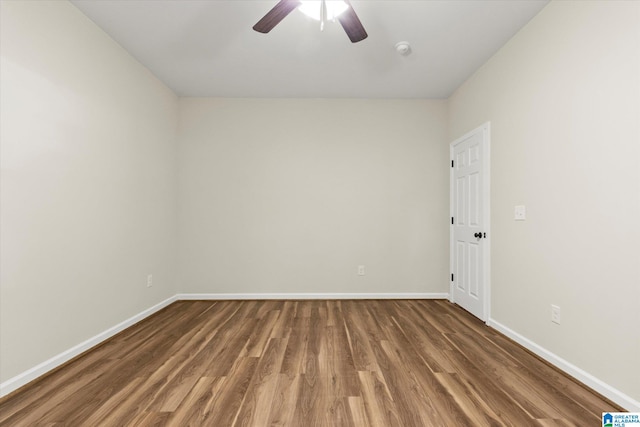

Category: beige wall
[448, 0, 640, 403]
[0, 1, 178, 382]
[177, 98, 449, 295]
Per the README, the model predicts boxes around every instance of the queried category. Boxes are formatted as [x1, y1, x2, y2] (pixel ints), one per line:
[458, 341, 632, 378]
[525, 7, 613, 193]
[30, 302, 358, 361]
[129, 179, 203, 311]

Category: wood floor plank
[0, 357, 121, 426]
[198, 309, 258, 377]
[347, 396, 370, 427]
[35, 324, 187, 425]
[325, 325, 360, 398]
[291, 306, 327, 426]
[241, 310, 280, 358]
[280, 315, 309, 378]
[265, 373, 301, 426]
[164, 376, 226, 426]
[129, 410, 172, 427]
[0, 300, 623, 426]
[234, 338, 288, 426]
[341, 302, 380, 373]
[534, 418, 577, 426]
[204, 357, 258, 427]
[270, 301, 296, 339]
[357, 370, 402, 427]
[485, 331, 621, 418]
[444, 331, 558, 420]
[80, 376, 147, 426]
[434, 372, 504, 426]
[145, 300, 245, 412]
[325, 396, 356, 427]
[443, 337, 544, 426]
[378, 340, 443, 426]
[390, 305, 458, 373]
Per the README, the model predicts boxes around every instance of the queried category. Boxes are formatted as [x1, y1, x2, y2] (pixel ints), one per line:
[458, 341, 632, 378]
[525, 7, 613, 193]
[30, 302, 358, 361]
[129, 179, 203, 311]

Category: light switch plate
[514, 205, 526, 220]
[551, 305, 561, 324]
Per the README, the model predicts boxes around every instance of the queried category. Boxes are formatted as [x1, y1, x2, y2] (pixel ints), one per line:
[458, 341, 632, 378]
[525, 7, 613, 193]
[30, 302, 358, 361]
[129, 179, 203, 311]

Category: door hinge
[451, 160, 454, 168]
[451, 217, 454, 225]
[451, 273, 454, 282]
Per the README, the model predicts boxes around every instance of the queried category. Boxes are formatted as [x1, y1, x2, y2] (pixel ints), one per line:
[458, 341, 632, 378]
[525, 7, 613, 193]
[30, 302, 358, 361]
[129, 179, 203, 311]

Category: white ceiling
[71, 0, 549, 99]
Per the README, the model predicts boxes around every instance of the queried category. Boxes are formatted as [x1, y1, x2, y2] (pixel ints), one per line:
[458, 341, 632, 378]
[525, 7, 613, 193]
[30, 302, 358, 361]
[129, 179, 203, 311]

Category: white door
[450, 123, 490, 321]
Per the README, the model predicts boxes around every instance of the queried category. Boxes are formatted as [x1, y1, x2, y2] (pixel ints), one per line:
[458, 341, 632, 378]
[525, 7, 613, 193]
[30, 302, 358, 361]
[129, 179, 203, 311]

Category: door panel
[450, 123, 490, 321]
[456, 242, 465, 292]
[456, 177, 466, 224]
[469, 243, 479, 297]
[469, 172, 480, 226]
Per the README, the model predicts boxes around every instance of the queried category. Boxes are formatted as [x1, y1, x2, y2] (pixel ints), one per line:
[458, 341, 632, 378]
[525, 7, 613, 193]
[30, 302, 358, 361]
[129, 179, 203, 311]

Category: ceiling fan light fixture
[299, 0, 349, 21]
[253, 0, 367, 43]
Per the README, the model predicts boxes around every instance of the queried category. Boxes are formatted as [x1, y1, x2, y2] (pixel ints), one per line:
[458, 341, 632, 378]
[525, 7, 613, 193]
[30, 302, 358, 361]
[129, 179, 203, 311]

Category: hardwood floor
[0, 300, 621, 426]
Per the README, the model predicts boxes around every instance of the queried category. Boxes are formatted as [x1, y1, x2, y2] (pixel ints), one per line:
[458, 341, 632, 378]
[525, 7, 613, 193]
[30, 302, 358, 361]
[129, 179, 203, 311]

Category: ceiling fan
[253, 0, 368, 43]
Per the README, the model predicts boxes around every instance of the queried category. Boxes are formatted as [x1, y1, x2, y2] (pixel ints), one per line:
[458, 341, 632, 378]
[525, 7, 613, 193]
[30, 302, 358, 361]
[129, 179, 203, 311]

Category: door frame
[449, 122, 491, 322]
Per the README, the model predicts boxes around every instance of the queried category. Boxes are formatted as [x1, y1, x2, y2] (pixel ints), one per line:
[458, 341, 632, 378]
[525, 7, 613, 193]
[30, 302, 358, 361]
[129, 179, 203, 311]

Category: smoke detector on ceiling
[395, 41, 412, 56]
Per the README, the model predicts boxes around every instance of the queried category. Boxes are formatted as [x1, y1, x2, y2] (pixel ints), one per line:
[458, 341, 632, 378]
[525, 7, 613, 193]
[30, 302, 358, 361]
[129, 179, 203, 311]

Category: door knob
[474, 232, 483, 239]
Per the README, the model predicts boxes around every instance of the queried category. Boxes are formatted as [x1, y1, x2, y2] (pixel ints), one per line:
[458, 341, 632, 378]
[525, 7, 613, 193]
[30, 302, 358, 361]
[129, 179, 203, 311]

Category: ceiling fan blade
[337, 0, 368, 43]
[253, 0, 302, 34]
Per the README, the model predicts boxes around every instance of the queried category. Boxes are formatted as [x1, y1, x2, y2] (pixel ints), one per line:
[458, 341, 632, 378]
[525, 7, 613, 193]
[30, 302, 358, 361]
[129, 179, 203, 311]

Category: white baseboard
[0, 295, 177, 399]
[176, 292, 449, 300]
[488, 318, 640, 412]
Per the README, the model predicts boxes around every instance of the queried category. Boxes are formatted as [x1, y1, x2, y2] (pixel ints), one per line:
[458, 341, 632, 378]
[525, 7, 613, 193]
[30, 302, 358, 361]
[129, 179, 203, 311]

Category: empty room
[1, 0, 638, 425]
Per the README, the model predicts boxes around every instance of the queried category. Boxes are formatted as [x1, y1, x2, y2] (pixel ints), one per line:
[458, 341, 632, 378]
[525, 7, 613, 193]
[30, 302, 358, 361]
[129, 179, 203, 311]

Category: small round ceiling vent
[395, 41, 412, 56]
